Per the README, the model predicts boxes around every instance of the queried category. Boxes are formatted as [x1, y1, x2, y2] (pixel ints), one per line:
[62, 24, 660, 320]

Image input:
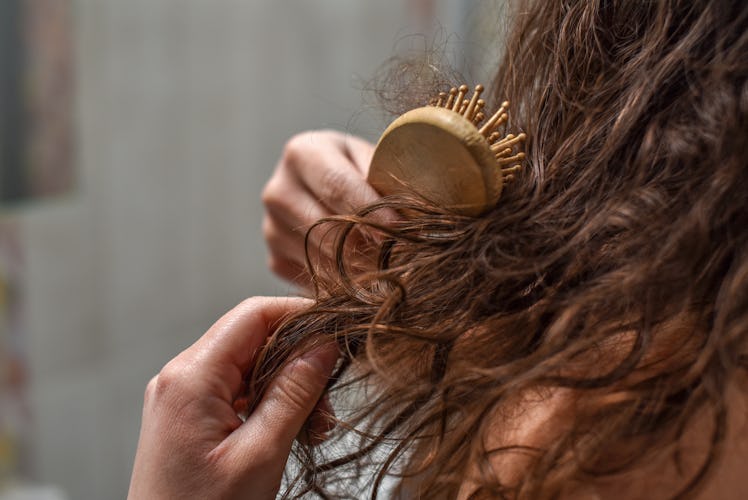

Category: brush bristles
[431, 84, 485, 122]
[428, 84, 526, 180]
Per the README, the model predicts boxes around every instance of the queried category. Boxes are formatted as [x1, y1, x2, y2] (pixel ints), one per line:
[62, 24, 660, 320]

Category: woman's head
[251, 1, 747, 497]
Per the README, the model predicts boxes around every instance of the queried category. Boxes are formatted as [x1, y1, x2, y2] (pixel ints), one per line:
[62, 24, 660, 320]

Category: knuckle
[265, 222, 293, 252]
[261, 175, 283, 208]
[281, 132, 314, 167]
[318, 167, 348, 207]
[262, 216, 279, 244]
[151, 361, 188, 399]
[278, 377, 312, 413]
[143, 374, 160, 403]
[274, 359, 321, 413]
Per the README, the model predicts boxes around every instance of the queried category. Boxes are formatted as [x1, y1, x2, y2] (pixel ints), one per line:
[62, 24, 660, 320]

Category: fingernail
[301, 342, 339, 376]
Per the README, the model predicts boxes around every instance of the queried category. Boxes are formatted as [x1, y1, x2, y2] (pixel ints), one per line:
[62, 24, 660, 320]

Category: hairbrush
[368, 84, 525, 216]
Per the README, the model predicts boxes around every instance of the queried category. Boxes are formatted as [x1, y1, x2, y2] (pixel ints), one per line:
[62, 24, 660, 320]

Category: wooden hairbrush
[368, 84, 525, 216]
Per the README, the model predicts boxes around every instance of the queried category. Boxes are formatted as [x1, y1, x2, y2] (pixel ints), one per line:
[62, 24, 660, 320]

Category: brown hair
[250, 1, 748, 498]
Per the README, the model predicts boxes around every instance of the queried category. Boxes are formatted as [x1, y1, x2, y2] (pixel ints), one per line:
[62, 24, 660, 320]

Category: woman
[131, 1, 747, 498]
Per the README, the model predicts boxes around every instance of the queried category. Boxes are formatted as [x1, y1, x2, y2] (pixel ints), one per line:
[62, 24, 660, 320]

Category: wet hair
[249, 1, 748, 498]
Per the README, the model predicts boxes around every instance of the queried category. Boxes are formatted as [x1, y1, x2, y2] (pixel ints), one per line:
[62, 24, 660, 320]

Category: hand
[262, 130, 381, 287]
[128, 297, 338, 500]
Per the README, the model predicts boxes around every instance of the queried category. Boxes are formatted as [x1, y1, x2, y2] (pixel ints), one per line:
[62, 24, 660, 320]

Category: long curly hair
[249, 1, 748, 498]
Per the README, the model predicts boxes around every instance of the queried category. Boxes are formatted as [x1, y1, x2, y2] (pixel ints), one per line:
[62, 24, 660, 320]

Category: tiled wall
[16, 1, 485, 498]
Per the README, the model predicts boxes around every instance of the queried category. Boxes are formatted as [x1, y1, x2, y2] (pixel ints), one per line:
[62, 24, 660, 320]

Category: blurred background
[0, 1, 502, 498]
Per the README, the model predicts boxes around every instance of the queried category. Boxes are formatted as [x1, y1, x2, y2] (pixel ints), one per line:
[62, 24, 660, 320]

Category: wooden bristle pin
[452, 85, 469, 112]
[445, 88, 457, 109]
[493, 133, 527, 152]
[495, 147, 513, 158]
[501, 164, 523, 176]
[497, 152, 526, 166]
[464, 84, 484, 121]
[490, 135, 515, 152]
[479, 102, 509, 136]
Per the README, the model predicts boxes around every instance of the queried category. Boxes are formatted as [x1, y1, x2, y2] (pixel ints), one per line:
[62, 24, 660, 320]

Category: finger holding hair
[129, 296, 338, 499]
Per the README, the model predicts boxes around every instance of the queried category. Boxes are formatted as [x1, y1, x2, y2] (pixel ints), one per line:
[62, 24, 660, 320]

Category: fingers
[227, 343, 339, 464]
[272, 130, 381, 218]
[263, 211, 337, 289]
[321, 133, 400, 229]
[340, 133, 376, 176]
[263, 131, 383, 287]
[182, 297, 312, 400]
[263, 185, 335, 263]
[295, 138, 381, 215]
[266, 249, 313, 289]
[263, 213, 311, 274]
[263, 165, 332, 231]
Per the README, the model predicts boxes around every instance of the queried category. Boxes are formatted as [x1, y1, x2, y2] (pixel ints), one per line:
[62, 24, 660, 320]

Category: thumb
[236, 344, 338, 461]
